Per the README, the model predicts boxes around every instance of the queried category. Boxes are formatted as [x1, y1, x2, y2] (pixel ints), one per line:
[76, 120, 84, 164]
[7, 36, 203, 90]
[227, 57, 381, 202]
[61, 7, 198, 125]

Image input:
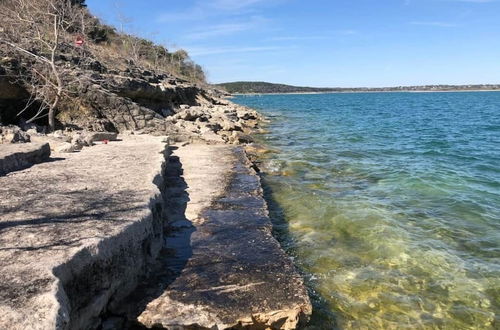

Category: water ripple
[234, 92, 500, 329]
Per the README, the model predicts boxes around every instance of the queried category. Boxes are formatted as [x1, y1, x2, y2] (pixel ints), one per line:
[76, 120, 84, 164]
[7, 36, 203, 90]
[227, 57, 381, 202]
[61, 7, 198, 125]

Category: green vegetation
[217, 81, 500, 94]
[215, 82, 337, 94]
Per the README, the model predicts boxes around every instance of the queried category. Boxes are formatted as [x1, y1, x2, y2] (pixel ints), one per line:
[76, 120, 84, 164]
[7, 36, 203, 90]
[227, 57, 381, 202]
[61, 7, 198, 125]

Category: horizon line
[213, 81, 500, 89]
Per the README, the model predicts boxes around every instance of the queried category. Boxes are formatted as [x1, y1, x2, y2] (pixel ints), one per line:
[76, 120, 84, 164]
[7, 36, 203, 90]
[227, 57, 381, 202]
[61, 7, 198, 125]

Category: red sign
[75, 36, 84, 47]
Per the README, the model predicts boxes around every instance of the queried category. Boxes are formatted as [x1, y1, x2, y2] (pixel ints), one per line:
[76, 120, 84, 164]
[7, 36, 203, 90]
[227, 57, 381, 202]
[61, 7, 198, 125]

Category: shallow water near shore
[232, 92, 500, 329]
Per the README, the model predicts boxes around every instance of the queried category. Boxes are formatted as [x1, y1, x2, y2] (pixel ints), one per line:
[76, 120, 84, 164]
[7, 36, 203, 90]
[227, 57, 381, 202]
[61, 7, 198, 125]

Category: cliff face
[0, 53, 233, 136]
[0, 0, 238, 141]
[0, 52, 263, 145]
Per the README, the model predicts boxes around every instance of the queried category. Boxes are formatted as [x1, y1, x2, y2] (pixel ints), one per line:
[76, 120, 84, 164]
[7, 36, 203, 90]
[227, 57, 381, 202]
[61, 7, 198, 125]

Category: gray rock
[230, 131, 254, 144]
[0, 125, 31, 144]
[0, 136, 168, 330]
[70, 133, 86, 150]
[49, 130, 67, 140]
[133, 146, 312, 329]
[237, 110, 258, 120]
[83, 132, 118, 146]
[101, 317, 125, 330]
[55, 142, 78, 153]
[26, 128, 38, 136]
[176, 109, 203, 121]
[0, 142, 50, 175]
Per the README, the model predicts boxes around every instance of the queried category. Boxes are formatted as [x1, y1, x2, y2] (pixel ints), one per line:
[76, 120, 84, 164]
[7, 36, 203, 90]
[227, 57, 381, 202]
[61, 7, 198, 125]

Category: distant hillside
[216, 81, 500, 94]
[215, 82, 338, 94]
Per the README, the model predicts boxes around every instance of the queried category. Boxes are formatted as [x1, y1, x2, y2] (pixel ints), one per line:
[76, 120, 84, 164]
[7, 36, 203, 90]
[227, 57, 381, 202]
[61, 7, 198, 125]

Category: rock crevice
[122, 145, 312, 329]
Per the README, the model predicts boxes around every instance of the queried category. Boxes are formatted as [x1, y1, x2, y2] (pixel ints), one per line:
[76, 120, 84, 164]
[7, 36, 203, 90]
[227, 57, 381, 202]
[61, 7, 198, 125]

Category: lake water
[232, 92, 500, 329]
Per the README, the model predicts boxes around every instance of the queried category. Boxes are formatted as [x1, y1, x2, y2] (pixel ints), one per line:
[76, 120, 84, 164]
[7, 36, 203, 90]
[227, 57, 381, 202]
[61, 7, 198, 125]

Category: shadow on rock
[103, 146, 195, 329]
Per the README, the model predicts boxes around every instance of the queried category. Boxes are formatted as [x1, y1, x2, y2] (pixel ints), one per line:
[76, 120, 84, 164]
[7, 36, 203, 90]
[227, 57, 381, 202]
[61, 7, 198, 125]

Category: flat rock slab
[0, 136, 168, 330]
[0, 142, 51, 175]
[136, 145, 312, 329]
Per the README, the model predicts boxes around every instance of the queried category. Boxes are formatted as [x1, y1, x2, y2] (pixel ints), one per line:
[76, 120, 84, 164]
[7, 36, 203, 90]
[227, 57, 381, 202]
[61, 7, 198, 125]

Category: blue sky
[86, 0, 500, 87]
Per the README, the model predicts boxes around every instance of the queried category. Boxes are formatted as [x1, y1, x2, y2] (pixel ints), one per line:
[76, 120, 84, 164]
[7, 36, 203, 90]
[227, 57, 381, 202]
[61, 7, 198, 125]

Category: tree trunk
[48, 14, 61, 133]
[48, 107, 55, 132]
[48, 93, 60, 132]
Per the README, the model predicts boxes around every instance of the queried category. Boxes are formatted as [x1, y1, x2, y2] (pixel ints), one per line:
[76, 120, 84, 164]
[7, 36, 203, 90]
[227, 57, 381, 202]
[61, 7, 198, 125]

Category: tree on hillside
[0, 0, 85, 131]
[172, 49, 188, 72]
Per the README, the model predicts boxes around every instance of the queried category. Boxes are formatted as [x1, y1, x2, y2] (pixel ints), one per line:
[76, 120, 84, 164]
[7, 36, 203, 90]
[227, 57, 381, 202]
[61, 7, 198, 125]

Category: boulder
[176, 109, 204, 121]
[55, 142, 79, 153]
[18, 119, 45, 133]
[49, 130, 68, 140]
[237, 110, 257, 120]
[230, 131, 254, 144]
[245, 143, 273, 155]
[219, 118, 242, 132]
[26, 128, 38, 136]
[83, 132, 118, 146]
[0, 125, 30, 144]
[0, 142, 50, 175]
[70, 136, 85, 151]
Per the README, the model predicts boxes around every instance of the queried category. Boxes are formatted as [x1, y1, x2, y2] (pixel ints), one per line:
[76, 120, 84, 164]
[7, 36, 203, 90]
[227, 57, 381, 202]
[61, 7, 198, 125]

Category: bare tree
[172, 49, 188, 74]
[0, 0, 83, 131]
[125, 34, 144, 63]
[112, 0, 143, 64]
[113, 0, 131, 34]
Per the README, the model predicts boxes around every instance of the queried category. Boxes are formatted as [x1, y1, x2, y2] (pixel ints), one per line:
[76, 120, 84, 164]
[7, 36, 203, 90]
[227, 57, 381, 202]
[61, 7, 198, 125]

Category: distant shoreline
[230, 89, 500, 96]
[217, 81, 500, 95]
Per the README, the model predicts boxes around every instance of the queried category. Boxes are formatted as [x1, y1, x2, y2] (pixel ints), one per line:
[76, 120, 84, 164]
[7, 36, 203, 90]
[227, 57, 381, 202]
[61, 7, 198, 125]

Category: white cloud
[187, 45, 290, 56]
[157, 0, 284, 22]
[269, 36, 331, 41]
[209, 0, 269, 11]
[268, 30, 357, 41]
[184, 16, 269, 40]
[410, 21, 457, 27]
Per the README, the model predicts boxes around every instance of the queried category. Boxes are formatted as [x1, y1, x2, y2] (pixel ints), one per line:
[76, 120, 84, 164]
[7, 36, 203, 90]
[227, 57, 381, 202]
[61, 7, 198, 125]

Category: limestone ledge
[0, 136, 169, 329]
[0, 142, 50, 176]
[131, 145, 312, 329]
[0, 137, 312, 329]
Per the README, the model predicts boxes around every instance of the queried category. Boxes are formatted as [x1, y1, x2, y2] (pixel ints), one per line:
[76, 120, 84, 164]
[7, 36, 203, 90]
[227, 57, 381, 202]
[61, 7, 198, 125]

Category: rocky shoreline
[0, 21, 313, 326]
[0, 96, 312, 329]
[0, 1, 313, 327]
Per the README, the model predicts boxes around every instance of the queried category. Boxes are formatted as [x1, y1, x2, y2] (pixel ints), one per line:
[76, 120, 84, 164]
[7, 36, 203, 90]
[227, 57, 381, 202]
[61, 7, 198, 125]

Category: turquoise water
[232, 92, 500, 329]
